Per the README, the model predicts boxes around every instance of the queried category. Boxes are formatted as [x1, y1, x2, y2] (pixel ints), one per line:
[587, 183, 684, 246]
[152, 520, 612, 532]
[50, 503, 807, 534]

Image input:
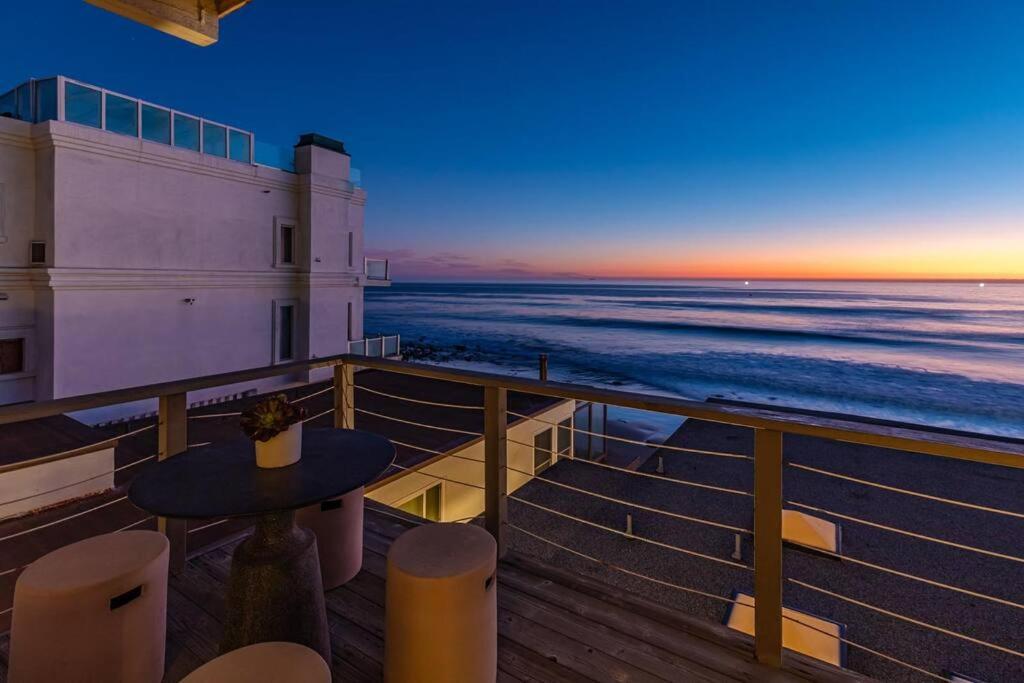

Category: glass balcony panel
[65, 82, 101, 128]
[104, 94, 138, 137]
[228, 130, 251, 163]
[141, 105, 171, 144]
[0, 89, 16, 118]
[366, 338, 383, 357]
[253, 140, 295, 172]
[16, 84, 32, 121]
[203, 122, 226, 157]
[173, 113, 200, 151]
[35, 79, 57, 122]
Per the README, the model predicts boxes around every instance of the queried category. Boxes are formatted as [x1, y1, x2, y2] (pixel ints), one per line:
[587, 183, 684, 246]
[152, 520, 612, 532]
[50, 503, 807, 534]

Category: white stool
[296, 486, 364, 589]
[8, 530, 169, 683]
[385, 523, 497, 682]
[181, 642, 330, 682]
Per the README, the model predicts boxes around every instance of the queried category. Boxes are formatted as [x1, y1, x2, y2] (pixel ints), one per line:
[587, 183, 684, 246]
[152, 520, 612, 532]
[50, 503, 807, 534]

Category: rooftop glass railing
[0, 76, 305, 175]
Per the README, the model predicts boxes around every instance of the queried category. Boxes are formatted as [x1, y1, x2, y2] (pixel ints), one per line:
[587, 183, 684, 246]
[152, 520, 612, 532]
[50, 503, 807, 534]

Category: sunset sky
[4, 1, 1023, 280]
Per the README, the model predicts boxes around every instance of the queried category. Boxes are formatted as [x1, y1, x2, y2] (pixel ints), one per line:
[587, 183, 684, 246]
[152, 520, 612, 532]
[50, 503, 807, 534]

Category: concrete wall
[367, 401, 577, 522]
[0, 446, 114, 520]
[0, 115, 368, 409]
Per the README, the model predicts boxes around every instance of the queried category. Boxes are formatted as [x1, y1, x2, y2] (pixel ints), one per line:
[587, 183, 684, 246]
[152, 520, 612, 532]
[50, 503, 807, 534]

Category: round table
[129, 428, 395, 659]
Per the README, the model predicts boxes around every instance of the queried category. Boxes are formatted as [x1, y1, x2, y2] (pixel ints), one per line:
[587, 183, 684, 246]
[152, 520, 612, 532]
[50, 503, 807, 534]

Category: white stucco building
[0, 76, 389, 414]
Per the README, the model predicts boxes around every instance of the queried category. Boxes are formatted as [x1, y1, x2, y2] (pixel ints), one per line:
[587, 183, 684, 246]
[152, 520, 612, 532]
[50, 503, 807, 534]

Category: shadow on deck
[0, 504, 868, 683]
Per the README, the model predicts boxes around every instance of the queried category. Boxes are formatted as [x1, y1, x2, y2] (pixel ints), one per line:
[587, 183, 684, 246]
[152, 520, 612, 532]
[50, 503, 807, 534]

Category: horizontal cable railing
[0, 351, 1021, 680]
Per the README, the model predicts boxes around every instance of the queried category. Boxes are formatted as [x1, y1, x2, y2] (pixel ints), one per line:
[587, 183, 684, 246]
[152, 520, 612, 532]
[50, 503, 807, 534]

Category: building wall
[366, 400, 577, 523]
[0, 115, 368, 410]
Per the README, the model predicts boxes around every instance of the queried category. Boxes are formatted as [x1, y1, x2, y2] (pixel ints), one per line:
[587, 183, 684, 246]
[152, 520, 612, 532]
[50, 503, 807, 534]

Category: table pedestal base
[221, 511, 330, 661]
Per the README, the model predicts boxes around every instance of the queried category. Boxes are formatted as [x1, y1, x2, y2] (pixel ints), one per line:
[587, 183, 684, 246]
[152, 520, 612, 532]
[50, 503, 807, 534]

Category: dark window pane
[279, 305, 294, 360]
[65, 82, 101, 128]
[0, 339, 24, 375]
[141, 105, 170, 144]
[424, 484, 441, 521]
[35, 79, 57, 122]
[203, 122, 226, 157]
[281, 226, 294, 264]
[173, 114, 199, 151]
[229, 130, 251, 162]
[30, 242, 46, 264]
[104, 94, 137, 136]
[534, 429, 553, 474]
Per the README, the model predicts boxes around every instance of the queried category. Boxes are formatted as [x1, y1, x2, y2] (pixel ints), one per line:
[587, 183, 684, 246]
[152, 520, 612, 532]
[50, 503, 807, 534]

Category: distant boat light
[979, 282, 985, 288]
[744, 281, 750, 286]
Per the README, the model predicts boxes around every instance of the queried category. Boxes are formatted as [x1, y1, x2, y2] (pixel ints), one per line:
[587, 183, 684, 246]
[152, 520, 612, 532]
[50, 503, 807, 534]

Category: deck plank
[0, 507, 868, 682]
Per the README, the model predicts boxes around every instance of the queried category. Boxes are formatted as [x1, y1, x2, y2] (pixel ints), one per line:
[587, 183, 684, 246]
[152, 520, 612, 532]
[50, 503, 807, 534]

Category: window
[141, 105, 171, 144]
[0, 339, 24, 375]
[347, 302, 353, 341]
[534, 429, 553, 474]
[104, 94, 137, 137]
[29, 241, 46, 265]
[557, 418, 572, 459]
[173, 114, 200, 151]
[347, 232, 354, 268]
[65, 82, 101, 128]
[280, 225, 295, 265]
[202, 122, 226, 157]
[397, 483, 442, 521]
[229, 130, 251, 163]
[277, 303, 295, 361]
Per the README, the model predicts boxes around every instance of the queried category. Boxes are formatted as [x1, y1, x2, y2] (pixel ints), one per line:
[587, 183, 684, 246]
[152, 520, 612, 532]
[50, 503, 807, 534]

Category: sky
[3, 1, 1023, 280]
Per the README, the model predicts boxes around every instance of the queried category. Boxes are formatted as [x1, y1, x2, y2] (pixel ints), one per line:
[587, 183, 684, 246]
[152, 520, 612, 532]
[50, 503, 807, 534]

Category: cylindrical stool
[296, 486, 364, 589]
[8, 530, 169, 683]
[385, 523, 497, 683]
[181, 642, 330, 683]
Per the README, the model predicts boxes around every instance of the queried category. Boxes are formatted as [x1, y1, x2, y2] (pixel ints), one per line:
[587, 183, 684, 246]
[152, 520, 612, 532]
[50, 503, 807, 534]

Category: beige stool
[8, 530, 169, 683]
[181, 642, 330, 682]
[385, 523, 497, 683]
[296, 486, 364, 589]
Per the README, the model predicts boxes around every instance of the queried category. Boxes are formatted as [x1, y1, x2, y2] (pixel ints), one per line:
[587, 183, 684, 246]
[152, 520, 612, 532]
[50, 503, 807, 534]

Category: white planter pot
[255, 422, 303, 469]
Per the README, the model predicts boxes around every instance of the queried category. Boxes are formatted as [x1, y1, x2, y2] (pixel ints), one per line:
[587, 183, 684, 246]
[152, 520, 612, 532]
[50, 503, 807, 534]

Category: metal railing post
[484, 386, 508, 558]
[157, 392, 188, 574]
[753, 428, 784, 667]
[538, 353, 548, 381]
[334, 362, 355, 429]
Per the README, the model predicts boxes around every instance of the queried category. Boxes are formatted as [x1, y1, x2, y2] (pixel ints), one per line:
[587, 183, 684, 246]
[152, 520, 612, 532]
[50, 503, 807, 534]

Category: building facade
[0, 76, 385, 414]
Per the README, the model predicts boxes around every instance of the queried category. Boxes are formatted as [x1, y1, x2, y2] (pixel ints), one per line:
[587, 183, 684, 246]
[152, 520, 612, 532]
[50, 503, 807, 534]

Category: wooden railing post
[334, 362, 355, 429]
[753, 428, 784, 667]
[157, 392, 188, 574]
[484, 386, 508, 558]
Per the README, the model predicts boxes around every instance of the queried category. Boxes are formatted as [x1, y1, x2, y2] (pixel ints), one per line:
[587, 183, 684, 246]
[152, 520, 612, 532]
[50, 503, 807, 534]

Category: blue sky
[3, 1, 1023, 279]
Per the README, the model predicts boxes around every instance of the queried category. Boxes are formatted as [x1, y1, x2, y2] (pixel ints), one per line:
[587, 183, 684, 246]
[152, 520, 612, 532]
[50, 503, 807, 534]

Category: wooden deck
[0, 506, 867, 682]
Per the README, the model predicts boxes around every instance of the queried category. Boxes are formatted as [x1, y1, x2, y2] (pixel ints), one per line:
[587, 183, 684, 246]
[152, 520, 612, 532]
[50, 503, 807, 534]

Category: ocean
[365, 280, 1024, 440]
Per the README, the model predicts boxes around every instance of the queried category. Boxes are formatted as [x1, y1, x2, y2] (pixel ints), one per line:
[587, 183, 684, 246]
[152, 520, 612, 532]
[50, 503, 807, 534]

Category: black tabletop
[129, 429, 396, 519]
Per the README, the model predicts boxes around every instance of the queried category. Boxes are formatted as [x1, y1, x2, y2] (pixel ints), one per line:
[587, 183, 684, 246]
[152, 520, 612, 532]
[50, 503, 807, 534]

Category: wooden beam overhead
[84, 0, 251, 46]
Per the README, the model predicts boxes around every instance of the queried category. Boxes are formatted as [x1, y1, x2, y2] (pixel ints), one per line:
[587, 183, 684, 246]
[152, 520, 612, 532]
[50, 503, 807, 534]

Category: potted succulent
[240, 393, 307, 468]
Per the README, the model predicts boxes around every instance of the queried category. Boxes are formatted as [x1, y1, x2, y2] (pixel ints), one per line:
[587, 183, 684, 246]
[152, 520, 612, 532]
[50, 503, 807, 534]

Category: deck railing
[364, 258, 390, 281]
[348, 335, 400, 358]
[0, 353, 1021, 679]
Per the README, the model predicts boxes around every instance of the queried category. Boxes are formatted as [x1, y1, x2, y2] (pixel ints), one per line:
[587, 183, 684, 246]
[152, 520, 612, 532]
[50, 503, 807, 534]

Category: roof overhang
[84, 0, 250, 46]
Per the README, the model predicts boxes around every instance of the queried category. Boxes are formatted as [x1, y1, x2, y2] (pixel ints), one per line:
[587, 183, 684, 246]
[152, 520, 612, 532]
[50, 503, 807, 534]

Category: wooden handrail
[0, 353, 1020, 467]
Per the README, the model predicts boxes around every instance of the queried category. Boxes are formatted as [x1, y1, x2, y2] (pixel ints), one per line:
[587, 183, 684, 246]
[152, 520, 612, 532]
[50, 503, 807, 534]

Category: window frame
[0, 337, 25, 375]
[273, 217, 299, 268]
[272, 299, 299, 364]
[29, 241, 46, 266]
[534, 428, 554, 474]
